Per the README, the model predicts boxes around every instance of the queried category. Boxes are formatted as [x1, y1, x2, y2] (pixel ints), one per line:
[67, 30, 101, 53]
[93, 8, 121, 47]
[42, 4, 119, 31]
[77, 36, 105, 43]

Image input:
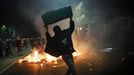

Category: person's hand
[70, 16, 73, 21]
[70, 19, 74, 25]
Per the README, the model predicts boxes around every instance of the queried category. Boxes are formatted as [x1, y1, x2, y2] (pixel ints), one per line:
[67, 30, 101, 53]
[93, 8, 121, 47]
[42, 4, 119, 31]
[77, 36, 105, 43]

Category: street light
[1, 25, 6, 30]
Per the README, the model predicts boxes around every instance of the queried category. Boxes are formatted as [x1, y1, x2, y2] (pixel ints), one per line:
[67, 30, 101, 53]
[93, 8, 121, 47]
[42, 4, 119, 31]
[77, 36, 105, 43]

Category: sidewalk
[0, 47, 31, 74]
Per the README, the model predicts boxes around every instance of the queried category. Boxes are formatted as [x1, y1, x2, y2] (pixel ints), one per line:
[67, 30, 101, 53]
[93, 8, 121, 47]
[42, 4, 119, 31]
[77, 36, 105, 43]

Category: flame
[73, 52, 81, 56]
[18, 47, 47, 64]
[46, 54, 58, 63]
[18, 46, 81, 64]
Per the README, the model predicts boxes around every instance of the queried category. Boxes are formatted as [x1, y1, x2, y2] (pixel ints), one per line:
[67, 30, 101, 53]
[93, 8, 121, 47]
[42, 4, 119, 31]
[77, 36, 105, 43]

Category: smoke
[16, 0, 129, 50]
[34, 16, 46, 38]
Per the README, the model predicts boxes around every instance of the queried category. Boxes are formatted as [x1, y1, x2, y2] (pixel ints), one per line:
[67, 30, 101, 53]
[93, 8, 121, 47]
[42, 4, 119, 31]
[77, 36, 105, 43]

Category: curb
[0, 50, 30, 74]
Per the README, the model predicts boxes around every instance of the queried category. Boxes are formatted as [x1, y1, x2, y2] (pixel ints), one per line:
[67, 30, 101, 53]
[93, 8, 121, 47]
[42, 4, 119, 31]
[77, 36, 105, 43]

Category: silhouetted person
[45, 17, 77, 75]
[16, 37, 23, 56]
[5, 39, 12, 56]
[0, 39, 3, 57]
[30, 38, 37, 48]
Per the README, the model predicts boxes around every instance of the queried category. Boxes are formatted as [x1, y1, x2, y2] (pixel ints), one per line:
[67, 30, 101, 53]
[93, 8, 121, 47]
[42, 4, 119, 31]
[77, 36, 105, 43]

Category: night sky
[0, 0, 133, 37]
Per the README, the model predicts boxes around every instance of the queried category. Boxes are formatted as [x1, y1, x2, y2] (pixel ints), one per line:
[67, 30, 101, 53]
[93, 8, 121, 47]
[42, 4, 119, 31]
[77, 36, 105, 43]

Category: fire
[18, 47, 81, 64]
[18, 47, 47, 64]
[25, 50, 45, 63]
[46, 54, 58, 63]
[73, 52, 81, 56]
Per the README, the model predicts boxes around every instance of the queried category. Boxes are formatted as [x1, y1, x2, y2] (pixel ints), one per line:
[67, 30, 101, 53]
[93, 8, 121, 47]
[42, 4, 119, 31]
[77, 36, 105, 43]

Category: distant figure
[5, 39, 12, 56]
[45, 17, 77, 75]
[16, 37, 24, 56]
[0, 39, 3, 57]
[2, 40, 6, 56]
[30, 38, 36, 48]
[23, 38, 28, 49]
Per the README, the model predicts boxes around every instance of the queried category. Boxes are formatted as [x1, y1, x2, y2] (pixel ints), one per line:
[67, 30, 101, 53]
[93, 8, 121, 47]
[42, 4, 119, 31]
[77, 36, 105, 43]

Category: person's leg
[68, 53, 77, 75]
[65, 68, 71, 75]
[68, 53, 74, 64]
[9, 48, 12, 56]
[5, 49, 8, 56]
[20, 47, 23, 56]
[62, 53, 77, 75]
[62, 54, 72, 75]
[18, 47, 20, 56]
[64, 56, 74, 75]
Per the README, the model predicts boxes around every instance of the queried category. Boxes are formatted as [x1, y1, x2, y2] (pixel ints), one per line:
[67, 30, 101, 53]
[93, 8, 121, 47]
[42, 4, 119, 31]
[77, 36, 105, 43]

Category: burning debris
[18, 47, 57, 64]
[18, 45, 81, 65]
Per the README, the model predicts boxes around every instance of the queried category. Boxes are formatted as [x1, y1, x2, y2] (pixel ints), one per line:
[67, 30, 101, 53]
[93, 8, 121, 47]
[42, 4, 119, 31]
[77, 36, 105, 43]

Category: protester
[45, 17, 77, 75]
[0, 38, 3, 57]
[5, 39, 12, 56]
[16, 37, 24, 56]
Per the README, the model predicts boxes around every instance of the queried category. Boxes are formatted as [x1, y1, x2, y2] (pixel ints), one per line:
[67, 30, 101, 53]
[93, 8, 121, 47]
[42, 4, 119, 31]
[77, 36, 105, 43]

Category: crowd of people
[0, 37, 40, 57]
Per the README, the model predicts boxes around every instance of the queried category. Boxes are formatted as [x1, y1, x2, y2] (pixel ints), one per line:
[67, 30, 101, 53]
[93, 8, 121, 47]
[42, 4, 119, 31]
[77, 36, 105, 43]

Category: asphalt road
[0, 49, 129, 75]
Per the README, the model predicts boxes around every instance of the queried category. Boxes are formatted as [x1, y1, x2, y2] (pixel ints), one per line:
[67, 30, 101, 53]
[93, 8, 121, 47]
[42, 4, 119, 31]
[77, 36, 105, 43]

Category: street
[0, 0, 133, 75]
[0, 48, 129, 75]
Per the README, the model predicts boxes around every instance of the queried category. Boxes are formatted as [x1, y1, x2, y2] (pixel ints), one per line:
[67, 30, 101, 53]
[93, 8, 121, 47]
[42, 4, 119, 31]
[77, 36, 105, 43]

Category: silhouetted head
[53, 26, 61, 34]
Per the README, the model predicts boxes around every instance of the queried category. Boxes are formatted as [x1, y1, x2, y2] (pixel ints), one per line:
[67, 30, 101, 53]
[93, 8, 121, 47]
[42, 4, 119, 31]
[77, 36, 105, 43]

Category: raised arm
[68, 17, 75, 33]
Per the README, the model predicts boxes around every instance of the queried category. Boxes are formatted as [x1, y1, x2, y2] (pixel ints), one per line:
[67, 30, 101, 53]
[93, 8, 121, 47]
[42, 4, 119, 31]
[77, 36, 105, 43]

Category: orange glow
[40, 64, 43, 67]
[73, 52, 81, 56]
[23, 48, 46, 63]
[18, 59, 23, 64]
[18, 46, 81, 65]
[46, 54, 58, 63]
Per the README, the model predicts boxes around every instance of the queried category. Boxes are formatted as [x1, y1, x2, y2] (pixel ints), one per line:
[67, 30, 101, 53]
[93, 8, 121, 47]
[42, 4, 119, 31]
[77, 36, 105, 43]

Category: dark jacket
[45, 20, 75, 57]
